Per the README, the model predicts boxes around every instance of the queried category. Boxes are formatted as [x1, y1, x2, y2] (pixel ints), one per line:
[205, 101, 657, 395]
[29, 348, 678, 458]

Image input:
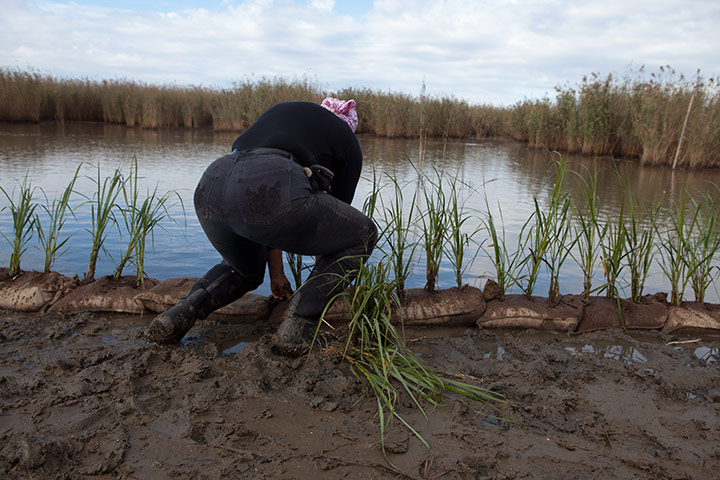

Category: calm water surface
[2, 122, 720, 301]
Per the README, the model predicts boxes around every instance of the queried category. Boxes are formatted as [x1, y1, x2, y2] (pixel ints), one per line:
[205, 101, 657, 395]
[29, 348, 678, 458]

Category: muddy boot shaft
[144, 288, 209, 344]
[145, 264, 253, 345]
[271, 292, 329, 356]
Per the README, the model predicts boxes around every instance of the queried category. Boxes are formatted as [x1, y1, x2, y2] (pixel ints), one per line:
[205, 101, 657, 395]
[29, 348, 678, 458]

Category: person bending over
[145, 98, 377, 349]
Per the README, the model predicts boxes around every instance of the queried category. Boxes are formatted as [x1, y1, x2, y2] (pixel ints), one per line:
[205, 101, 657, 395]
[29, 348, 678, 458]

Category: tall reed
[36, 165, 81, 273]
[0, 175, 38, 277]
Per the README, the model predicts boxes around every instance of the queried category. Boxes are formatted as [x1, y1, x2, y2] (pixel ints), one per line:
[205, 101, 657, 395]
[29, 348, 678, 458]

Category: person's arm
[267, 248, 293, 300]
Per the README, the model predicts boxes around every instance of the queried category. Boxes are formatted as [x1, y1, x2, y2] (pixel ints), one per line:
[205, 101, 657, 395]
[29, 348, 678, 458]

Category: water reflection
[2, 122, 720, 301]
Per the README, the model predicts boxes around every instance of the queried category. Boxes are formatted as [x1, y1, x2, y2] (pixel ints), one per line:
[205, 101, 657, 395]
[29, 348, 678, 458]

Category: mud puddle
[1, 311, 719, 479]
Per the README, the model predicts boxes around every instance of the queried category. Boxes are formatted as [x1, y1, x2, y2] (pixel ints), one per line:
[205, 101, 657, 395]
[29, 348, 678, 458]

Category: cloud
[1, 0, 718, 105]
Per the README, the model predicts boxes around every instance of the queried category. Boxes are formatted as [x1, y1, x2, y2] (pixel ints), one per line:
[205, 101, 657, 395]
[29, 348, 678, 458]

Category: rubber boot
[271, 292, 324, 356]
[145, 264, 251, 345]
[144, 288, 209, 345]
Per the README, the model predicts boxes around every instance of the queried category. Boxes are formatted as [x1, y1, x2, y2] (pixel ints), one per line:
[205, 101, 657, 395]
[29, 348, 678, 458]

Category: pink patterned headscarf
[321, 97, 358, 133]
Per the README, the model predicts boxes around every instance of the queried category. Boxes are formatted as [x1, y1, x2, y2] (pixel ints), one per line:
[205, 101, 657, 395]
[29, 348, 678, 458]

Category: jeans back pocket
[237, 156, 293, 226]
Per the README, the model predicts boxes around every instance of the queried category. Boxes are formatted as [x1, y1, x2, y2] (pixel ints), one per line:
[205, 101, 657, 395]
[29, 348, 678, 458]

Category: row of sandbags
[1, 268, 719, 335]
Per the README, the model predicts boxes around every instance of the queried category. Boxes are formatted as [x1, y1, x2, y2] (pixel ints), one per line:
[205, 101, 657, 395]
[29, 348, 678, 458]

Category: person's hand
[270, 272, 293, 300]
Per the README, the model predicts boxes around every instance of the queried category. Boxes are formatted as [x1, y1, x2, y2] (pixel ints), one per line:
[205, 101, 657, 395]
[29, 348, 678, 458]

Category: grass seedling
[336, 259, 508, 459]
[570, 164, 602, 300]
[480, 191, 527, 301]
[542, 154, 575, 303]
[114, 156, 181, 285]
[0, 174, 38, 277]
[685, 192, 720, 304]
[418, 165, 447, 291]
[85, 163, 125, 282]
[36, 164, 81, 273]
[623, 187, 661, 303]
[444, 172, 479, 288]
[380, 171, 418, 294]
[285, 252, 304, 290]
[658, 193, 694, 306]
[521, 155, 569, 298]
[598, 200, 627, 300]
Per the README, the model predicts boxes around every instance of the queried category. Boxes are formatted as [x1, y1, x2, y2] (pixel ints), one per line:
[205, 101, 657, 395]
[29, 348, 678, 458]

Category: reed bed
[3, 66, 718, 167]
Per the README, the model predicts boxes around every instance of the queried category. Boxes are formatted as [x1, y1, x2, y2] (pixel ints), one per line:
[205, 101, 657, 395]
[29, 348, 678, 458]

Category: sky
[1, 0, 719, 105]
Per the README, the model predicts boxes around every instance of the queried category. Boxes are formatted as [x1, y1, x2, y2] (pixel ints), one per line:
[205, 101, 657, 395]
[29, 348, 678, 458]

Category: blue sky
[2, 0, 719, 105]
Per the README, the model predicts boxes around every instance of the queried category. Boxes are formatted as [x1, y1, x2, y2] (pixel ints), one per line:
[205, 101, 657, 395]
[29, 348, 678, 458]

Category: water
[2, 121, 720, 301]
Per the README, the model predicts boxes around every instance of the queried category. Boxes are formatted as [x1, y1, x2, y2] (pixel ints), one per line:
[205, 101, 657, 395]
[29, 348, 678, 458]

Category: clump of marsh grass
[623, 185, 661, 303]
[84, 163, 125, 282]
[114, 156, 181, 286]
[444, 172, 479, 288]
[683, 191, 720, 305]
[570, 164, 602, 299]
[480, 189, 526, 301]
[330, 259, 509, 457]
[598, 200, 627, 300]
[541, 154, 575, 303]
[418, 165, 448, 291]
[380, 170, 418, 294]
[657, 193, 696, 306]
[519, 155, 573, 298]
[35, 164, 82, 273]
[0, 174, 38, 277]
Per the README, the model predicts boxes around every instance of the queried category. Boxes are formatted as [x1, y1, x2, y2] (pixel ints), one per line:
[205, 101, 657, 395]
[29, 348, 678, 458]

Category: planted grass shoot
[334, 259, 508, 456]
[540, 155, 575, 303]
[418, 165, 448, 291]
[444, 172, 479, 288]
[0, 175, 38, 277]
[285, 252, 304, 290]
[683, 192, 720, 305]
[36, 165, 81, 273]
[481, 190, 526, 301]
[623, 185, 661, 303]
[570, 165, 602, 299]
[598, 201, 627, 300]
[379, 171, 417, 294]
[84, 163, 125, 282]
[658, 194, 694, 306]
[114, 156, 181, 286]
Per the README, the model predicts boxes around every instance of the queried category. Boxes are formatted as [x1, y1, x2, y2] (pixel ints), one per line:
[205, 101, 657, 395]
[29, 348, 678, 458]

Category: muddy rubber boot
[271, 295, 319, 356]
[145, 288, 208, 345]
[145, 264, 253, 345]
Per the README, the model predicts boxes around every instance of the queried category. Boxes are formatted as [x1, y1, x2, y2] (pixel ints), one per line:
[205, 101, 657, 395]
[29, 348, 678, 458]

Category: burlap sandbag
[663, 303, 720, 335]
[47, 275, 158, 315]
[479, 294, 583, 332]
[576, 296, 668, 333]
[321, 286, 485, 327]
[0, 271, 79, 312]
[134, 277, 272, 324]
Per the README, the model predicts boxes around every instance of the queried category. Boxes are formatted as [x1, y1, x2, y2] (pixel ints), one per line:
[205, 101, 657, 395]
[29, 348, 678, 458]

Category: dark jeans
[193, 150, 377, 318]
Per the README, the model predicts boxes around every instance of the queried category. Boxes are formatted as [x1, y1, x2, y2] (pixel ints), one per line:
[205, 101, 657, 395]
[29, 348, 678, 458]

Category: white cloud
[1, 0, 718, 105]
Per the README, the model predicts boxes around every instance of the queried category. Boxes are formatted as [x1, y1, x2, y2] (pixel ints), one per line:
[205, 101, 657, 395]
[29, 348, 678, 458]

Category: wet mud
[1, 310, 719, 479]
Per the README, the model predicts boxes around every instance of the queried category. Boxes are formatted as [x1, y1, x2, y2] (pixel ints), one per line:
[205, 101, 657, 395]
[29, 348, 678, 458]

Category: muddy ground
[1, 310, 719, 479]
